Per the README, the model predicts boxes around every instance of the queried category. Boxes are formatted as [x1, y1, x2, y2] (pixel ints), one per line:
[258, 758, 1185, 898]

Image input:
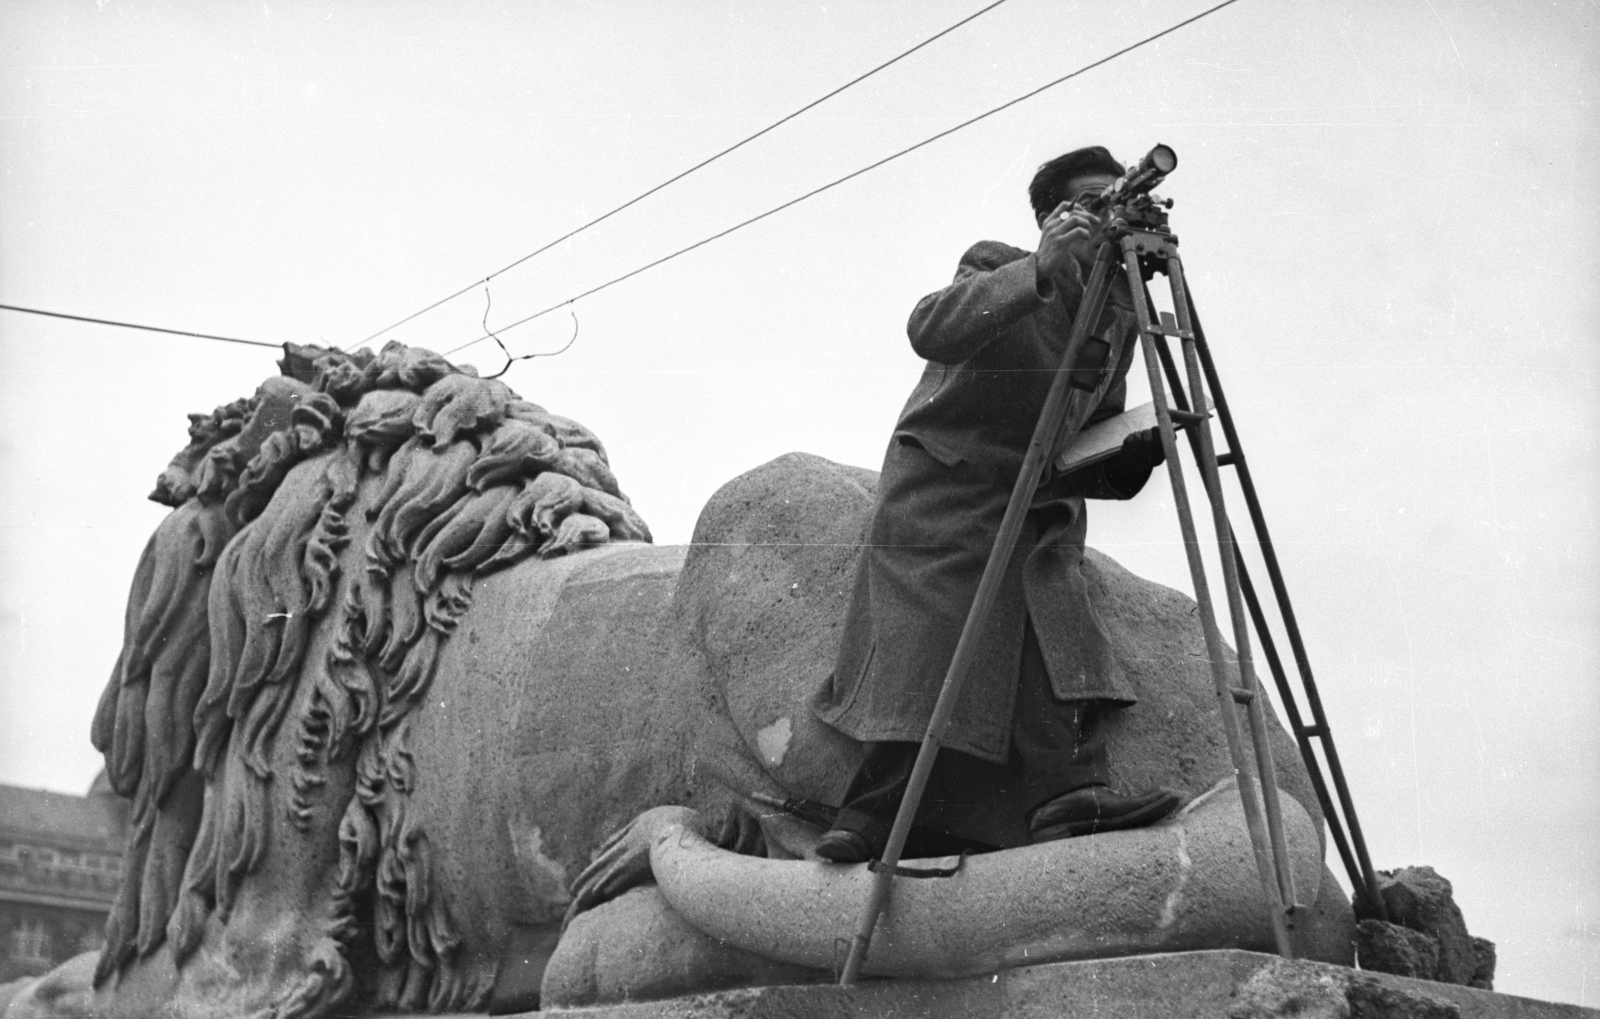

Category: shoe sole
[1030, 792, 1182, 842]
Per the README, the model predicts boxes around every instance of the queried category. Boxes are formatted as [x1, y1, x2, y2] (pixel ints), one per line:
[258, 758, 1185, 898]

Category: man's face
[1064, 172, 1118, 211]
[1036, 171, 1120, 228]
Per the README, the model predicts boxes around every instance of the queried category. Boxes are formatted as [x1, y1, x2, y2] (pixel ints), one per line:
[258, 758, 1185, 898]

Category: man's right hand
[1036, 200, 1102, 288]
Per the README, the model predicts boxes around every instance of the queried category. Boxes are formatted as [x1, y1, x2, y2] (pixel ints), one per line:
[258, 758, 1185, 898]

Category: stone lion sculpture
[4, 343, 1354, 1019]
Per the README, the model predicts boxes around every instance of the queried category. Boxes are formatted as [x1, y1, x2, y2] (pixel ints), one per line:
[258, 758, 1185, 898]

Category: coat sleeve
[1061, 446, 1157, 501]
[906, 242, 1085, 365]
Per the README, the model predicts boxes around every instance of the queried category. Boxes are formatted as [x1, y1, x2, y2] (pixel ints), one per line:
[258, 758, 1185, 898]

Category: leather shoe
[1028, 784, 1182, 842]
[815, 828, 875, 863]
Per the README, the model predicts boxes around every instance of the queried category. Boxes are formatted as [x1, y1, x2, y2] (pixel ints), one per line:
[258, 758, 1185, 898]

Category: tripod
[838, 152, 1385, 984]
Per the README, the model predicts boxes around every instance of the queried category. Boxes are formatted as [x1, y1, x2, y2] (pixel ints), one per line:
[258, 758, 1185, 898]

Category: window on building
[11, 918, 50, 962]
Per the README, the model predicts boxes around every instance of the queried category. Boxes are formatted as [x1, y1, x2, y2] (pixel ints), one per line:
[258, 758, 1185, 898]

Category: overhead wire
[446, 0, 1245, 358]
[3, 0, 1243, 361]
[0, 302, 279, 349]
[478, 287, 579, 379]
[359, 0, 1015, 347]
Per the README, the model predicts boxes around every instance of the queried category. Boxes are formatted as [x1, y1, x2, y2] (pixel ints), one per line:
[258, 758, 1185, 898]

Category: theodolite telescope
[1080, 142, 1178, 214]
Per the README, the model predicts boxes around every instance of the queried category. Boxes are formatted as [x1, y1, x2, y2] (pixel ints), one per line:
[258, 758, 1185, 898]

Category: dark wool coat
[811, 240, 1153, 764]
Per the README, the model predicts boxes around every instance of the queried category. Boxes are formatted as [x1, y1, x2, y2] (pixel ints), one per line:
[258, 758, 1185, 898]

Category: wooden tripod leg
[1120, 237, 1294, 958]
[1148, 305, 1346, 918]
[1165, 253, 1300, 919]
[1183, 292, 1389, 923]
[837, 245, 1121, 986]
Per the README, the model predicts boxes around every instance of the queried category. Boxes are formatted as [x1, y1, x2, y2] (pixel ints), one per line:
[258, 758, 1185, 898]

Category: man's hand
[1036, 200, 1102, 288]
[1120, 425, 1167, 469]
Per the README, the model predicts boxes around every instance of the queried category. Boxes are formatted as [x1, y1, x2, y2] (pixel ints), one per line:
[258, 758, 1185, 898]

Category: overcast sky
[1, 0, 1595, 1006]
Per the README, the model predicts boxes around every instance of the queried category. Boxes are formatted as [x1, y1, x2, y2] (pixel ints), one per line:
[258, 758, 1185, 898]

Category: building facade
[0, 778, 127, 983]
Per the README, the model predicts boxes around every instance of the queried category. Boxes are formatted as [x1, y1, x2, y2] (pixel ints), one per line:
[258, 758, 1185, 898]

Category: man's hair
[1028, 146, 1126, 222]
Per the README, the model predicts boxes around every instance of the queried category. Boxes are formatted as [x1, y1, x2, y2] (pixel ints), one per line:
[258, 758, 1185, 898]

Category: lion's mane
[89, 341, 650, 1015]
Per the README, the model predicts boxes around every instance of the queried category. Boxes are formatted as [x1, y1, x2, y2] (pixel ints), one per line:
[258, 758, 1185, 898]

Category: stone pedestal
[513, 950, 1597, 1019]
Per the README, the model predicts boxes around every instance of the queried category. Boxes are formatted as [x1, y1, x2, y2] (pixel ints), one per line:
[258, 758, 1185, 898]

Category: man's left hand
[1120, 426, 1166, 469]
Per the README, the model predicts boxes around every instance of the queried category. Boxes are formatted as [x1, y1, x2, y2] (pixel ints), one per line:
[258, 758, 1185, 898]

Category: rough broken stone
[1228, 959, 1462, 1019]
[1357, 919, 1440, 980]
[1470, 935, 1497, 990]
[1376, 866, 1478, 984]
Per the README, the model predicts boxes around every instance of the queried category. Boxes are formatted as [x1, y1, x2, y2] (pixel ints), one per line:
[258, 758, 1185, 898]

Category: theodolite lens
[1117, 144, 1177, 200]
[1144, 144, 1178, 176]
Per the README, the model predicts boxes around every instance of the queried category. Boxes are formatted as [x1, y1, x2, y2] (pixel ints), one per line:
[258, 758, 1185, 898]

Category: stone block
[1228, 957, 1463, 1018]
[1226, 960, 1350, 1018]
[1377, 867, 1478, 984]
[1358, 918, 1440, 980]
[1471, 936, 1497, 991]
[523, 949, 1599, 1019]
[1343, 974, 1461, 1019]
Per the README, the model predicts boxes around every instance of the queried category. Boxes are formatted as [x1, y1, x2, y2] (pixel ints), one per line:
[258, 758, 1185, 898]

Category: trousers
[831, 613, 1112, 853]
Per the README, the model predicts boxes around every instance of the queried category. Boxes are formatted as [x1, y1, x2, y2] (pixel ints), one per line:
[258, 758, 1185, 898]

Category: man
[810, 145, 1182, 863]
